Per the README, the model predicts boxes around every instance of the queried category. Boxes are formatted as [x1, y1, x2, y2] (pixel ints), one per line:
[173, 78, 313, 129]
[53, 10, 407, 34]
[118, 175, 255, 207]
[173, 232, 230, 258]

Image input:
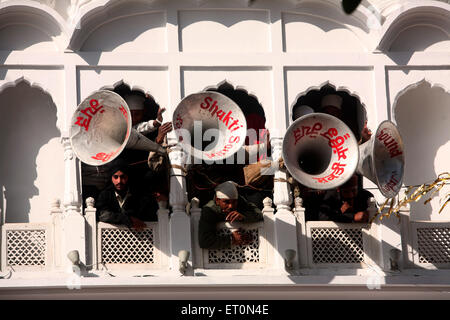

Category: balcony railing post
[189, 197, 203, 269]
[399, 194, 412, 269]
[168, 142, 192, 275]
[376, 195, 404, 271]
[262, 197, 275, 267]
[84, 197, 97, 271]
[293, 197, 308, 267]
[271, 136, 298, 271]
[50, 199, 64, 271]
[157, 199, 171, 270]
[61, 137, 86, 271]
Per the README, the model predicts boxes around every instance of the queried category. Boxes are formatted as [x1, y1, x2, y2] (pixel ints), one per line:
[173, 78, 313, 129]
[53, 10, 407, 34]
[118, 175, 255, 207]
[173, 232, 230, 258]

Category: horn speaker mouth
[70, 90, 132, 166]
[282, 113, 359, 190]
[172, 91, 247, 162]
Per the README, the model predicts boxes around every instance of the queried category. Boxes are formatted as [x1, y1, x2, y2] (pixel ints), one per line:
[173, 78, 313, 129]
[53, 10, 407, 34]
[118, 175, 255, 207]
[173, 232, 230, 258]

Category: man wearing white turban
[198, 181, 263, 249]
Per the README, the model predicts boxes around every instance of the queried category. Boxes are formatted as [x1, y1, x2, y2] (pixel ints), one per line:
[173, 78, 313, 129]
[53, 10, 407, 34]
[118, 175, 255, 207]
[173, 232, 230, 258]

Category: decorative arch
[282, 0, 379, 52]
[0, 76, 57, 104]
[100, 79, 145, 96]
[0, 77, 61, 223]
[377, 2, 450, 52]
[392, 78, 450, 116]
[0, 1, 68, 51]
[99, 79, 161, 112]
[290, 81, 368, 119]
[290, 81, 368, 141]
[68, 0, 166, 51]
[204, 80, 266, 121]
[393, 79, 450, 220]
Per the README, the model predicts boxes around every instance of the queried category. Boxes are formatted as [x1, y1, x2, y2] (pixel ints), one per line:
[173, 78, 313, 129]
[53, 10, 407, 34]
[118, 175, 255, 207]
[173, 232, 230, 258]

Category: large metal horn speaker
[172, 91, 247, 161]
[282, 113, 359, 190]
[357, 120, 404, 198]
[70, 90, 165, 166]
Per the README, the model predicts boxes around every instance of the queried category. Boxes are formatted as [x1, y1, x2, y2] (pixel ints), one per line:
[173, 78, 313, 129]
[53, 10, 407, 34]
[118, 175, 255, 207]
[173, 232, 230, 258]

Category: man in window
[318, 174, 373, 223]
[198, 181, 263, 249]
[96, 159, 159, 230]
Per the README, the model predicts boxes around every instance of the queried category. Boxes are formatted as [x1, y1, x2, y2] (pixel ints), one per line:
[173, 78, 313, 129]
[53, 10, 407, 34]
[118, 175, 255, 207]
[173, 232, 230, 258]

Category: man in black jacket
[96, 159, 159, 230]
[318, 174, 373, 223]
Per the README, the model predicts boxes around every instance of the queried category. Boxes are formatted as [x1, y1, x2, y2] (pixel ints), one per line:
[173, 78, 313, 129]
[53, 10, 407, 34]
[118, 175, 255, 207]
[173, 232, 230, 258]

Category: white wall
[0, 0, 449, 224]
[0, 82, 63, 223]
[395, 81, 450, 221]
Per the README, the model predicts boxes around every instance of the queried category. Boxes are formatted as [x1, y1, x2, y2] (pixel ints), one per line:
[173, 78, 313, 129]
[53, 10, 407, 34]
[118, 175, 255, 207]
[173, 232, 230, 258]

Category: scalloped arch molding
[377, 2, 450, 51]
[0, 1, 449, 52]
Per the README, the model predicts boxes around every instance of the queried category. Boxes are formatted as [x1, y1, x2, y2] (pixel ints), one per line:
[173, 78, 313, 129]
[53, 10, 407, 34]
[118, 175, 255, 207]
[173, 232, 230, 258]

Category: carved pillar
[362, 197, 382, 269]
[189, 197, 203, 269]
[84, 197, 97, 271]
[157, 199, 171, 270]
[293, 197, 308, 267]
[61, 137, 86, 270]
[262, 197, 275, 267]
[379, 197, 403, 271]
[167, 142, 192, 274]
[270, 137, 297, 270]
[50, 199, 64, 271]
[271, 137, 292, 211]
[400, 197, 412, 269]
[368, 195, 405, 271]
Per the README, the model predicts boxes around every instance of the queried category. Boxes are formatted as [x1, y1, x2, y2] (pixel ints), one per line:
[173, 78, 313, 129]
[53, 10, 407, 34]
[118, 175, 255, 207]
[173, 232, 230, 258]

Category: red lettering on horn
[377, 129, 403, 158]
[74, 99, 105, 131]
[200, 96, 212, 109]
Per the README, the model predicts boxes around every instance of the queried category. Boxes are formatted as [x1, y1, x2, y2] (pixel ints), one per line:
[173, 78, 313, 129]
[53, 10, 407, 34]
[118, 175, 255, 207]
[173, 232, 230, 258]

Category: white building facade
[0, 0, 449, 298]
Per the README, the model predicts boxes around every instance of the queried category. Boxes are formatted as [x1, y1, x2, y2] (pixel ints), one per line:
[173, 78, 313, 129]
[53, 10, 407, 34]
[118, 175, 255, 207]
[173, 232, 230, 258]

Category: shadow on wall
[395, 81, 450, 220]
[80, 12, 166, 52]
[0, 81, 60, 223]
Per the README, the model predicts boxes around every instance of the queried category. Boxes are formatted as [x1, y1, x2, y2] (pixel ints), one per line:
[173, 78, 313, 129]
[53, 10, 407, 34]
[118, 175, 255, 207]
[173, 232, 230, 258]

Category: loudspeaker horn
[357, 120, 404, 198]
[172, 91, 247, 161]
[282, 113, 359, 190]
[70, 90, 165, 166]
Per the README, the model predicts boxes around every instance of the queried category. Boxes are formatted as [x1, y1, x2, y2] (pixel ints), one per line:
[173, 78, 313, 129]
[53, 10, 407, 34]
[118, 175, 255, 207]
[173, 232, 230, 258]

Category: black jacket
[318, 189, 373, 222]
[96, 184, 158, 227]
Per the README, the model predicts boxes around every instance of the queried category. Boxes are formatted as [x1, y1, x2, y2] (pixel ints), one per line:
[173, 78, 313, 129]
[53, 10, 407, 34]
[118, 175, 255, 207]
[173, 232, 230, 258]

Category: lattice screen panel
[100, 228, 155, 264]
[417, 227, 450, 264]
[311, 227, 364, 264]
[208, 228, 259, 264]
[6, 230, 46, 266]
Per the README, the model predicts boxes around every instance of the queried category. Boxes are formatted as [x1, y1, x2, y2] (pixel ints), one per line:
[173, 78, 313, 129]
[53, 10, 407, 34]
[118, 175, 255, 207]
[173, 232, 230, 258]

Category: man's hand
[225, 210, 244, 223]
[360, 121, 372, 143]
[231, 230, 252, 246]
[155, 122, 173, 144]
[341, 201, 352, 214]
[130, 216, 146, 231]
[153, 107, 166, 128]
[153, 192, 168, 202]
[354, 211, 369, 222]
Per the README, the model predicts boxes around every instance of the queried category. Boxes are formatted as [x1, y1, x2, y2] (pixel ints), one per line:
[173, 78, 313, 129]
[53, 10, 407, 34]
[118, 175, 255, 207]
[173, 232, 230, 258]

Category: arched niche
[0, 79, 62, 223]
[184, 80, 271, 209]
[80, 81, 162, 204]
[282, 0, 374, 52]
[205, 81, 266, 127]
[0, 2, 67, 51]
[290, 82, 368, 142]
[394, 80, 450, 220]
[377, 2, 450, 52]
[68, 0, 167, 52]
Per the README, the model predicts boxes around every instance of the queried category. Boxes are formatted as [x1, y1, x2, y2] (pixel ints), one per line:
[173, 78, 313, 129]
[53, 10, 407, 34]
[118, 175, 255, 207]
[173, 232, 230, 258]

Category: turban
[109, 158, 130, 177]
[321, 94, 343, 111]
[293, 105, 314, 120]
[215, 181, 238, 200]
